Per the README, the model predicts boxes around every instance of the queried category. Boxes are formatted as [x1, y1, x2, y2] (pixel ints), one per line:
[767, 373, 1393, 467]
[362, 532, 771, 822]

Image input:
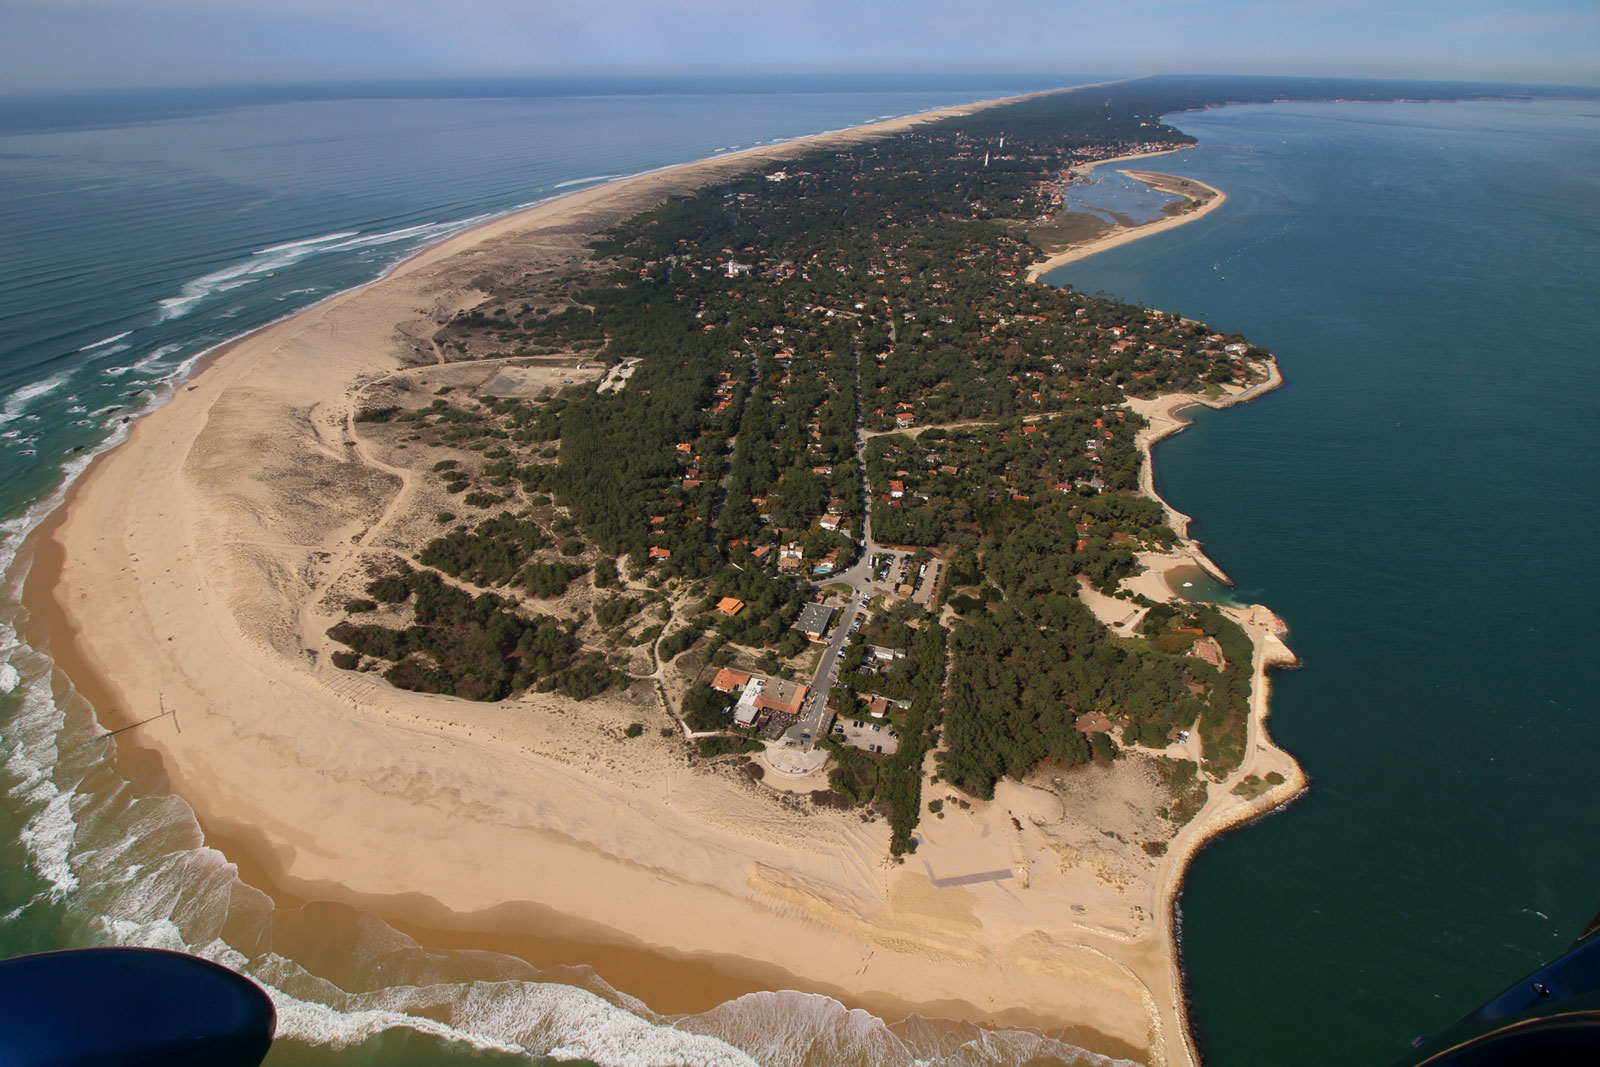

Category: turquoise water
[0, 75, 1136, 1067]
[1049, 99, 1600, 1065]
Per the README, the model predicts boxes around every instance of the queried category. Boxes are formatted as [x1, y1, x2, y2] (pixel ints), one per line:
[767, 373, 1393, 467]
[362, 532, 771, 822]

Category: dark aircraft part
[0, 947, 275, 1066]
[1391, 919, 1600, 1066]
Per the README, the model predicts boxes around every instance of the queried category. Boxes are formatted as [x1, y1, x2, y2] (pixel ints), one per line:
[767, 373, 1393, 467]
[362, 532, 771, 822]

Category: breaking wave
[553, 174, 626, 189]
[154, 218, 493, 322]
[78, 331, 131, 352]
[0, 373, 72, 425]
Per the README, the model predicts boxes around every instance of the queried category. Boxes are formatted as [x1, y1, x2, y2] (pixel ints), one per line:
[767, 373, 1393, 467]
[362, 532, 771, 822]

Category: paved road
[785, 593, 864, 746]
[783, 354, 887, 749]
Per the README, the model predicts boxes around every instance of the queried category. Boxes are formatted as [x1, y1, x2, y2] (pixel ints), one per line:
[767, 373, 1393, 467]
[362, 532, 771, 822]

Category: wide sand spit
[25, 87, 1302, 1067]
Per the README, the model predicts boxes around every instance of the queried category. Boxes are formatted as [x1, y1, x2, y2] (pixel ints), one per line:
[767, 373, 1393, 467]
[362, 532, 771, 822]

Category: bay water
[1049, 98, 1600, 1065]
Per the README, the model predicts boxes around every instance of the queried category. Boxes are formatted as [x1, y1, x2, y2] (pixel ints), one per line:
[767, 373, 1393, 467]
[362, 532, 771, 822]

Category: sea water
[0, 75, 1131, 1067]
[1049, 98, 1600, 1065]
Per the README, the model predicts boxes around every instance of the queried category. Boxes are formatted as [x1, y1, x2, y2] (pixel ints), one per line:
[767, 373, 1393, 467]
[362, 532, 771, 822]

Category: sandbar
[1025, 151, 1228, 283]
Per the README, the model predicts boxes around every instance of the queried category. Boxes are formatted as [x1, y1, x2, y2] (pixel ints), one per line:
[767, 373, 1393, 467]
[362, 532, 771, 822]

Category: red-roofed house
[712, 668, 753, 693]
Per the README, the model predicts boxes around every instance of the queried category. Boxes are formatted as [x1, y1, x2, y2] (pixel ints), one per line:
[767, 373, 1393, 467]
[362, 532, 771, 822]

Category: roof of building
[711, 668, 753, 693]
[795, 603, 836, 635]
[754, 679, 808, 716]
[716, 597, 746, 616]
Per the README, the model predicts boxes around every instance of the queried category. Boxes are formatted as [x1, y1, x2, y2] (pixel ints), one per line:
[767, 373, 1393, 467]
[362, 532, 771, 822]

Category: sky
[0, 0, 1595, 94]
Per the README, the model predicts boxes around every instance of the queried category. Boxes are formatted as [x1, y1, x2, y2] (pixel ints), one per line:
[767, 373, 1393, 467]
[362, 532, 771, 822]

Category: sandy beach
[24, 87, 1303, 1067]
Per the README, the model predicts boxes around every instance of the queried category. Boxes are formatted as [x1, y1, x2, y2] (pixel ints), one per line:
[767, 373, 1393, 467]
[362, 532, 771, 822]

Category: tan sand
[1025, 153, 1228, 283]
[25, 85, 1302, 1067]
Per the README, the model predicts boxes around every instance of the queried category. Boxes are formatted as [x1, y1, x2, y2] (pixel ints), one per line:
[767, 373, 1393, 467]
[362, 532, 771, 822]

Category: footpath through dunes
[26, 87, 1193, 1065]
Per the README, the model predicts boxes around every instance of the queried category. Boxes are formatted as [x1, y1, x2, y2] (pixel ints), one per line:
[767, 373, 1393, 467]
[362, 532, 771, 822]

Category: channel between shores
[20, 89, 1302, 1067]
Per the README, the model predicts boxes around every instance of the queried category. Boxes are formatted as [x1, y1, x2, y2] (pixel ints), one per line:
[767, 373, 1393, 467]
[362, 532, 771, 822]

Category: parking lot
[833, 717, 900, 756]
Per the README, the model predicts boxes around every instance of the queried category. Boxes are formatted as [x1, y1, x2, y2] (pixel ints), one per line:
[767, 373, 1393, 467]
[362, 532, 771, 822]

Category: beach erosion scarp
[21, 93, 1301, 1067]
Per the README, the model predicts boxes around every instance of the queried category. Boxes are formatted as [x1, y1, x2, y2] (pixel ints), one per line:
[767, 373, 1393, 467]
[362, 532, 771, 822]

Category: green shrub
[1156, 630, 1198, 654]
[519, 561, 589, 598]
[419, 514, 551, 587]
[367, 575, 413, 603]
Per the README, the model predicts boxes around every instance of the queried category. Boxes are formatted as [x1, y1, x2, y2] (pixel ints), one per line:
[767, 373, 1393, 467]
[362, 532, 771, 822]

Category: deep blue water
[1049, 99, 1600, 1065]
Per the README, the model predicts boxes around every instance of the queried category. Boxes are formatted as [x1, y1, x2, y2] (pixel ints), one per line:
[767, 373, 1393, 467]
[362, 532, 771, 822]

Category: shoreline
[1115, 362, 1304, 1067]
[1029, 154, 1299, 1059]
[1024, 150, 1227, 283]
[21, 85, 1159, 1065]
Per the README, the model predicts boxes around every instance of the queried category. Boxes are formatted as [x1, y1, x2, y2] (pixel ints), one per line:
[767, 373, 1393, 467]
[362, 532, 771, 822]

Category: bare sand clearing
[1025, 152, 1228, 283]
[26, 88, 1302, 1067]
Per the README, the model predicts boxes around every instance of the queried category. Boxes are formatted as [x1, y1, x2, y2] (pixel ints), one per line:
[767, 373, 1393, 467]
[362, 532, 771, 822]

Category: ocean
[0, 79, 1595, 1066]
[1047, 98, 1600, 1065]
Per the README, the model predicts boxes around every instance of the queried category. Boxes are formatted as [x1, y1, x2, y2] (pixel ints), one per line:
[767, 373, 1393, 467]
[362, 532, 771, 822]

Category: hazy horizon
[2, 0, 1595, 95]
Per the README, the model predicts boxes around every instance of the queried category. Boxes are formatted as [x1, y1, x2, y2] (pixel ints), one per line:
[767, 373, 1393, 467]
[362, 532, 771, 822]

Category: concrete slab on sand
[762, 745, 829, 779]
[478, 360, 601, 398]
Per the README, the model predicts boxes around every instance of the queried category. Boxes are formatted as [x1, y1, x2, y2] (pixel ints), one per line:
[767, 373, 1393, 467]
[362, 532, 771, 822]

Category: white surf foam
[1, 656, 79, 901]
[158, 257, 282, 320]
[79, 331, 131, 352]
[157, 220, 502, 322]
[553, 174, 626, 189]
[254, 231, 359, 256]
[319, 217, 492, 254]
[0, 373, 71, 425]
[104, 343, 186, 378]
[157, 229, 374, 322]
